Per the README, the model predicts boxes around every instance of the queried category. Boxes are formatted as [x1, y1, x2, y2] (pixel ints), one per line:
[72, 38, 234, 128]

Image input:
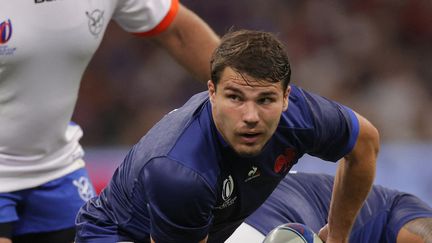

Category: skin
[208, 67, 289, 157]
[318, 114, 380, 243]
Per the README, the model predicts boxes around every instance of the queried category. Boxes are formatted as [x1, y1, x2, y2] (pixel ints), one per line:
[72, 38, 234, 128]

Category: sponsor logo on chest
[244, 166, 261, 182]
[215, 175, 237, 210]
[0, 19, 16, 56]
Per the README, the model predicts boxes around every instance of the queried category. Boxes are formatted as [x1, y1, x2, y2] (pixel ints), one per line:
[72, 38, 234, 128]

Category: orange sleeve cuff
[133, 0, 179, 37]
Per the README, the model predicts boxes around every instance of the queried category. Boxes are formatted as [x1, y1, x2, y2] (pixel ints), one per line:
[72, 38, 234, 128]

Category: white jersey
[225, 223, 265, 243]
[0, 0, 178, 192]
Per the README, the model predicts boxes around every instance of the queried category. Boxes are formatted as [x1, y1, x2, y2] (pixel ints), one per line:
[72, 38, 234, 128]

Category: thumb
[318, 224, 329, 242]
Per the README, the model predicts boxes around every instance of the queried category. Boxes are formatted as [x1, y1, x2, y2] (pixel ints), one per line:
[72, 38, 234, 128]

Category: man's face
[208, 67, 290, 157]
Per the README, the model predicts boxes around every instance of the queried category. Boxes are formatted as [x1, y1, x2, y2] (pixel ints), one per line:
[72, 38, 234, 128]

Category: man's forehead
[219, 67, 283, 89]
[220, 75, 284, 92]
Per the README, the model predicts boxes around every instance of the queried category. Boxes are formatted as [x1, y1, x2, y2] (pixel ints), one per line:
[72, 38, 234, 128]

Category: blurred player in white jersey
[0, 1, 219, 242]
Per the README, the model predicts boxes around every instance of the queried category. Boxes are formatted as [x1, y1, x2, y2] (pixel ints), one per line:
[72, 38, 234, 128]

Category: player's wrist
[325, 229, 350, 243]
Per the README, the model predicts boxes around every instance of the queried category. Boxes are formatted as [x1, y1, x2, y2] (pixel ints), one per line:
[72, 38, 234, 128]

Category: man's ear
[283, 85, 291, 111]
[208, 80, 216, 104]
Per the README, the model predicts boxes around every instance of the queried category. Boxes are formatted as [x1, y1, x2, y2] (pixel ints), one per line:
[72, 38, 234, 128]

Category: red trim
[133, 0, 179, 37]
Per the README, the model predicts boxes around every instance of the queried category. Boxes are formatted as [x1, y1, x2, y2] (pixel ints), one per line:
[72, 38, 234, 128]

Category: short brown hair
[210, 29, 291, 90]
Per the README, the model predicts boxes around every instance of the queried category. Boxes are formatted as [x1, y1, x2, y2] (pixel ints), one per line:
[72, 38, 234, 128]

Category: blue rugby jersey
[246, 172, 432, 243]
[76, 85, 359, 243]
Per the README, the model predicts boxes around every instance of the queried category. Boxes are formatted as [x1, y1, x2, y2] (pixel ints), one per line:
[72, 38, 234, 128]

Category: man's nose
[242, 102, 259, 126]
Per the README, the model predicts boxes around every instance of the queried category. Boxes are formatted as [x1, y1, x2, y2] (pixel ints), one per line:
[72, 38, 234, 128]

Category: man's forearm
[327, 157, 375, 241]
[327, 114, 379, 242]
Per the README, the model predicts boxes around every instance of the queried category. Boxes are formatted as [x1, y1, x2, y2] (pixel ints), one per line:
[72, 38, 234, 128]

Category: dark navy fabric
[245, 172, 432, 243]
[76, 85, 359, 243]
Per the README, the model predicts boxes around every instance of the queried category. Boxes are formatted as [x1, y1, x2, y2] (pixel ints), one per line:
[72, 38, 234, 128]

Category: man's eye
[228, 95, 240, 101]
[258, 97, 274, 105]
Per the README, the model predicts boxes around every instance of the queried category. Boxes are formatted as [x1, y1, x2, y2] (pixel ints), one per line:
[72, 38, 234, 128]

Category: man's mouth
[238, 132, 261, 144]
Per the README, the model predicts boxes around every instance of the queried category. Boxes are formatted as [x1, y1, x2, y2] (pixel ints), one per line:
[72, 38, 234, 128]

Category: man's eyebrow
[258, 91, 278, 97]
[223, 85, 243, 93]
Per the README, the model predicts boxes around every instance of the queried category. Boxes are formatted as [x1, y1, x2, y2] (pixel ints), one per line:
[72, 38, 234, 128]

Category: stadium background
[72, 1, 432, 204]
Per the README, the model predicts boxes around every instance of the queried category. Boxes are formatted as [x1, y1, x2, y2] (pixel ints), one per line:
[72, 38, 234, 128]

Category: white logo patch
[215, 175, 237, 210]
[222, 175, 234, 200]
[245, 166, 261, 182]
[73, 176, 95, 202]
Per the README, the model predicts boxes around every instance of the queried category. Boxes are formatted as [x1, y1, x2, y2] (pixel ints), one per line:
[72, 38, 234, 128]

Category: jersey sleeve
[113, 0, 179, 36]
[141, 157, 216, 242]
[297, 86, 360, 161]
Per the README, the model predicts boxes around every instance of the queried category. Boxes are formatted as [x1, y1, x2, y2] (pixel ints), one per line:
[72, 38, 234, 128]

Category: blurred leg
[0, 223, 13, 243]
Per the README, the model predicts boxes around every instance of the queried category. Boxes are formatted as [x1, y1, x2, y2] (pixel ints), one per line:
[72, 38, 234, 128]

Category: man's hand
[318, 224, 328, 241]
[318, 223, 349, 243]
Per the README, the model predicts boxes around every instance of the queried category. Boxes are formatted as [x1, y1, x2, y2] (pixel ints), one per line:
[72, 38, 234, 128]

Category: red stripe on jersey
[133, 0, 179, 37]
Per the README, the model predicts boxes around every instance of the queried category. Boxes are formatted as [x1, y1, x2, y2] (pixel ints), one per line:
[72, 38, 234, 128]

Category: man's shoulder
[136, 92, 209, 157]
[279, 85, 315, 130]
[131, 92, 220, 181]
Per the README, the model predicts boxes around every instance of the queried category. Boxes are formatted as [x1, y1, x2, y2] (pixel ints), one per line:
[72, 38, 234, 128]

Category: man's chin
[234, 146, 262, 158]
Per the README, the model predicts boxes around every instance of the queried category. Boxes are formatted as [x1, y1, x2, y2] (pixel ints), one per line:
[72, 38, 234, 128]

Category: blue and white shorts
[0, 167, 95, 236]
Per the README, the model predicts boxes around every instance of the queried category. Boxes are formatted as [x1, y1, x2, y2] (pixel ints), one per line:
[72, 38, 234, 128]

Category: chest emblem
[73, 176, 95, 202]
[0, 19, 16, 56]
[215, 175, 237, 210]
[274, 148, 297, 174]
[245, 166, 261, 182]
[86, 9, 105, 38]
[0, 19, 12, 44]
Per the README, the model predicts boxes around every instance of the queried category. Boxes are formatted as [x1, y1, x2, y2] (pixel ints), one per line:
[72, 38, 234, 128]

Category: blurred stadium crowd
[73, 0, 432, 146]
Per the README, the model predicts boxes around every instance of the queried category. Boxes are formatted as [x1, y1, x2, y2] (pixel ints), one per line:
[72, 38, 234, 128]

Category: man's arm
[149, 4, 220, 82]
[321, 113, 380, 242]
[143, 156, 214, 243]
